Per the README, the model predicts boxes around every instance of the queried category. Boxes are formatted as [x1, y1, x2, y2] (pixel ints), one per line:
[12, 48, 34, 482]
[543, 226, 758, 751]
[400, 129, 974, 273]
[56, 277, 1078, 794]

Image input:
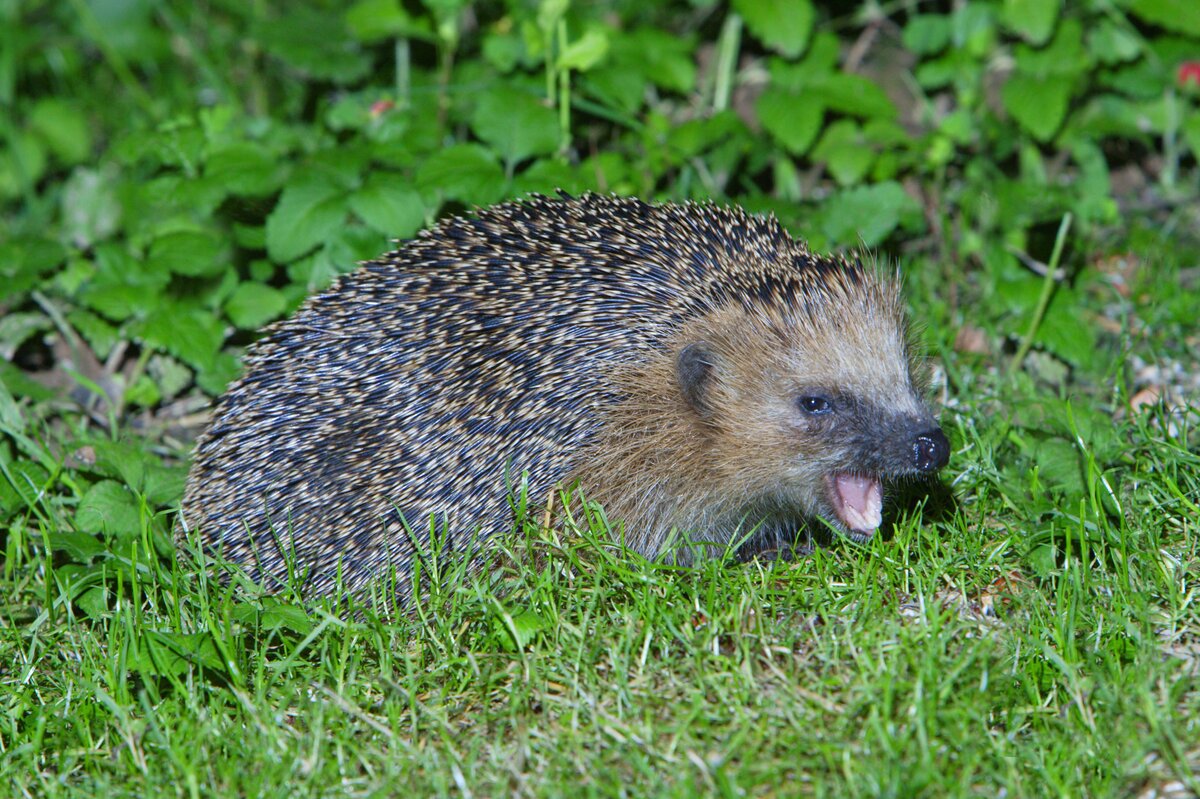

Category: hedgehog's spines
[179, 193, 943, 602]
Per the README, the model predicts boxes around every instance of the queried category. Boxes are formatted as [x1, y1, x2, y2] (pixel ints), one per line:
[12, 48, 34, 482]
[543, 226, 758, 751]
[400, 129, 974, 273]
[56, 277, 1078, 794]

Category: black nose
[912, 428, 950, 473]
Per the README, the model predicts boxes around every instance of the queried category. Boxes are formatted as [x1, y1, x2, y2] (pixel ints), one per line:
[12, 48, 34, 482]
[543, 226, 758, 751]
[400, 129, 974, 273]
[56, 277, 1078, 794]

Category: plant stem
[1008, 213, 1073, 377]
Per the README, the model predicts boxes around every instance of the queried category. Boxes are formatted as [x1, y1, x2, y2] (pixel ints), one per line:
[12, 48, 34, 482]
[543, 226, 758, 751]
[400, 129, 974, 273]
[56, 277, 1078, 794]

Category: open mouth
[825, 471, 883, 535]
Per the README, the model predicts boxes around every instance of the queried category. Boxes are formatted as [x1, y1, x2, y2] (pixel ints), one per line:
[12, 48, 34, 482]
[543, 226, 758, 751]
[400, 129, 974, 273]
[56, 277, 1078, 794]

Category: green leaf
[0, 131, 46, 200]
[1002, 74, 1071, 141]
[627, 27, 696, 94]
[143, 463, 188, 507]
[231, 597, 315, 633]
[734, 0, 814, 58]
[266, 175, 349, 263]
[196, 351, 242, 397]
[1032, 437, 1085, 500]
[812, 121, 875, 186]
[29, 99, 92, 164]
[1039, 288, 1098, 364]
[75, 480, 141, 539]
[345, 0, 432, 42]
[0, 236, 66, 299]
[0, 312, 52, 358]
[470, 87, 560, 165]
[1003, 0, 1059, 45]
[818, 182, 920, 247]
[0, 361, 56, 402]
[61, 167, 121, 248]
[134, 630, 228, 677]
[757, 88, 823, 155]
[902, 15, 950, 55]
[255, 7, 371, 82]
[68, 310, 118, 360]
[135, 307, 226, 372]
[225, 282, 288, 330]
[1087, 21, 1142, 65]
[1126, 0, 1200, 36]
[558, 28, 609, 71]
[147, 230, 225, 277]
[1184, 112, 1200, 161]
[0, 461, 50, 519]
[349, 176, 427, 238]
[415, 144, 506, 206]
[45, 530, 107, 562]
[814, 74, 897, 119]
[205, 143, 281, 196]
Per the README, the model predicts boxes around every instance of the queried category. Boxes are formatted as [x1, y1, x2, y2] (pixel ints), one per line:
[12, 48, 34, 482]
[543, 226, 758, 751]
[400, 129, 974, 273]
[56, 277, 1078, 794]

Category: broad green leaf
[628, 27, 696, 94]
[44, 530, 107, 561]
[0, 132, 45, 199]
[1003, 74, 1071, 141]
[415, 144, 506, 206]
[225, 282, 288, 330]
[61, 167, 121, 248]
[196, 351, 242, 397]
[125, 376, 161, 408]
[231, 597, 315, 633]
[87, 438, 150, 490]
[67, 310, 118, 360]
[1013, 19, 1088, 79]
[1004, 0, 1060, 45]
[734, 0, 814, 58]
[147, 230, 225, 277]
[0, 379, 25, 431]
[0, 313, 52, 358]
[1039, 288, 1098, 364]
[206, 143, 281, 196]
[818, 181, 920, 247]
[814, 73, 897, 119]
[903, 15, 951, 54]
[757, 88, 823, 155]
[255, 7, 371, 82]
[266, 176, 349, 263]
[345, 0, 432, 42]
[1127, 0, 1200, 36]
[951, 2, 998, 57]
[1032, 437, 1085, 499]
[146, 354, 193, 402]
[1088, 20, 1142, 64]
[134, 307, 226, 372]
[143, 463, 188, 507]
[558, 28, 609, 71]
[349, 177, 427, 238]
[512, 158, 586, 196]
[812, 121, 874, 186]
[0, 461, 49, 518]
[29, 99, 91, 164]
[75, 480, 141, 539]
[470, 87, 560, 165]
[1184, 112, 1200, 161]
[135, 630, 228, 677]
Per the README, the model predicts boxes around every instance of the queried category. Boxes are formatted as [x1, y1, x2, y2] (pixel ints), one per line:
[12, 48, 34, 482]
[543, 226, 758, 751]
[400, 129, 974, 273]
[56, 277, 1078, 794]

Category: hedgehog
[178, 193, 950, 603]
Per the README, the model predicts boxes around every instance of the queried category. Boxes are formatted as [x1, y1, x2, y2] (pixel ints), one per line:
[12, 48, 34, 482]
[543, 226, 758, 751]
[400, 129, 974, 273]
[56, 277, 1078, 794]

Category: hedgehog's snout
[912, 427, 950, 473]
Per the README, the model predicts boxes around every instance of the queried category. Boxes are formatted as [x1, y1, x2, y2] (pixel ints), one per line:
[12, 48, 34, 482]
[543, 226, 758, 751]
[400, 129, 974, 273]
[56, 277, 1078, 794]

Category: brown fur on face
[575, 276, 942, 563]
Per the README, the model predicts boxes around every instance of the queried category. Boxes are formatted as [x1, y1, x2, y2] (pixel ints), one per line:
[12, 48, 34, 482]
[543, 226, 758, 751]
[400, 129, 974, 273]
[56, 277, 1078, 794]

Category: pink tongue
[831, 473, 883, 533]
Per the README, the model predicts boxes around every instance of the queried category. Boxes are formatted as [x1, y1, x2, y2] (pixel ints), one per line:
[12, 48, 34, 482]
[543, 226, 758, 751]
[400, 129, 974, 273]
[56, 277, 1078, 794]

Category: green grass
[4, 1, 1200, 796]
[4, 277, 1198, 795]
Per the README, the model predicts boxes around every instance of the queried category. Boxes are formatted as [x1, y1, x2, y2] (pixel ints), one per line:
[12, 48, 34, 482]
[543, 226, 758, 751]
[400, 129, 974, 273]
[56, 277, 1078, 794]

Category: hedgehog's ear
[677, 341, 718, 418]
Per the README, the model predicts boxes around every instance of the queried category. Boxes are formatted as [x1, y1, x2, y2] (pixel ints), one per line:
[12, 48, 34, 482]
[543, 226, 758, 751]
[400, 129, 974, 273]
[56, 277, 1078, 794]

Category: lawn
[2, 1, 1198, 796]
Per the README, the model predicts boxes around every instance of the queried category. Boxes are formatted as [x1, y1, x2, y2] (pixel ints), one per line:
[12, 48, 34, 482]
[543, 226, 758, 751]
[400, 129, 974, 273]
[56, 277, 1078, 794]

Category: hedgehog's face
[676, 305, 949, 540]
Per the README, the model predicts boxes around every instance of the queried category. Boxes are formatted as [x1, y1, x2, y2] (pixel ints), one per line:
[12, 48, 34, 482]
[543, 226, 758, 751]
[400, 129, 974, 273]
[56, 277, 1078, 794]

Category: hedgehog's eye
[797, 395, 833, 415]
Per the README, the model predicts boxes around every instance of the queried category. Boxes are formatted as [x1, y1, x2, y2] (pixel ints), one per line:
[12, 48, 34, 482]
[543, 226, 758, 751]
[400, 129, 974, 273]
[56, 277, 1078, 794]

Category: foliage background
[1, 0, 1199, 796]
